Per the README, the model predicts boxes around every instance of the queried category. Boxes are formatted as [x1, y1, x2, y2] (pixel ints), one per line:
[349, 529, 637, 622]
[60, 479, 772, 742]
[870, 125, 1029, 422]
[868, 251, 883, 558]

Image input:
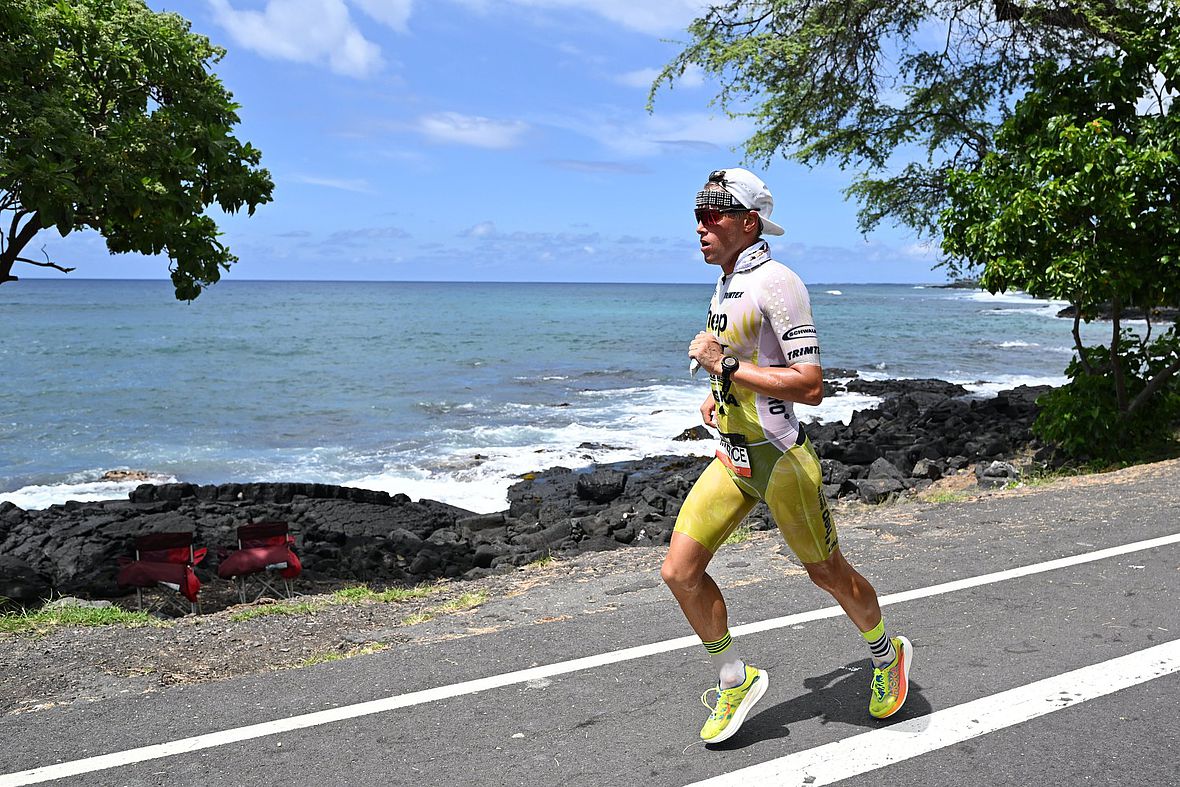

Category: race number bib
[716, 436, 752, 478]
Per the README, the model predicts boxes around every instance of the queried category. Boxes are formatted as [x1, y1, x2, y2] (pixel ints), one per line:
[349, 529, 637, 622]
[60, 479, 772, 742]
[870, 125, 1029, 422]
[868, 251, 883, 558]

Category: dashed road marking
[683, 638, 1180, 786]
[2, 531, 1177, 786]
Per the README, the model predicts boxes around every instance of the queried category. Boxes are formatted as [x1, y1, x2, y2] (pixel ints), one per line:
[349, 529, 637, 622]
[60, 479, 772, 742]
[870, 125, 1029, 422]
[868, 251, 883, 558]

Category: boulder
[911, 458, 944, 480]
[0, 555, 51, 607]
[673, 425, 711, 441]
[854, 478, 905, 504]
[977, 460, 1020, 488]
[867, 457, 906, 481]
[575, 469, 628, 504]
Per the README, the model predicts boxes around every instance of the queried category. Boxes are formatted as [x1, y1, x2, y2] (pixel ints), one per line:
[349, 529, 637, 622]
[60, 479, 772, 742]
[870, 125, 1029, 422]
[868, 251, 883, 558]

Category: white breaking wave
[1, 474, 178, 511]
[959, 290, 1045, 305]
[997, 340, 1038, 348]
[960, 374, 1067, 395]
[825, 290, 843, 296]
[347, 384, 880, 514]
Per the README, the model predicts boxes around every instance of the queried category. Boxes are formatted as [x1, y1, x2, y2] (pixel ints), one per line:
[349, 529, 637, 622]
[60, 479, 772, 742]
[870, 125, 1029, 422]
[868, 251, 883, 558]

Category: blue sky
[36, 0, 945, 285]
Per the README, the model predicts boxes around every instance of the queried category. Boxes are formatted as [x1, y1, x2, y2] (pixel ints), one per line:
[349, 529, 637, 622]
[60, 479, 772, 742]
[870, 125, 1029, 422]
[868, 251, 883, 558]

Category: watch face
[722, 356, 739, 374]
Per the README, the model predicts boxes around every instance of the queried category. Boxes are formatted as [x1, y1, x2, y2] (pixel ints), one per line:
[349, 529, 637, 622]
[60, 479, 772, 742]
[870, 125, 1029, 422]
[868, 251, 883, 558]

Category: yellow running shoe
[869, 635, 913, 719]
[699, 664, 768, 743]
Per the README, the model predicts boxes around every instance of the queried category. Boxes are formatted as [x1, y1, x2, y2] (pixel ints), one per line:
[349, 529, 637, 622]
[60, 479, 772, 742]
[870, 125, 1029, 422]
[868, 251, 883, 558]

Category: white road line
[2, 531, 1178, 786]
[684, 637, 1180, 787]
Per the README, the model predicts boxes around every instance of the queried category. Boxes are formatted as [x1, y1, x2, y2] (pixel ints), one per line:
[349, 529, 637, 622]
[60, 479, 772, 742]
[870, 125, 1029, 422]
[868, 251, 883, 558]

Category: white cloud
[416, 112, 530, 149]
[464, 221, 498, 237]
[455, 0, 709, 35]
[548, 109, 753, 158]
[618, 64, 703, 89]
[325, 225, 412, 246]
[207, 0, 411, 77]
[351, 0, 414, 31]
[546, 159, 651, 174]
[291, 175, 376, 193]
[617, 67, 661, 89]
[205, 1, 709, 79]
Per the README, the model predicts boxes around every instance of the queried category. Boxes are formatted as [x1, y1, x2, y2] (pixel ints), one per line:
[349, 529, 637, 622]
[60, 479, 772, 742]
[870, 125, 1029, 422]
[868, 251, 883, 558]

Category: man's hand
[700, 394, 717, 428]
[689, 331, 725, 376]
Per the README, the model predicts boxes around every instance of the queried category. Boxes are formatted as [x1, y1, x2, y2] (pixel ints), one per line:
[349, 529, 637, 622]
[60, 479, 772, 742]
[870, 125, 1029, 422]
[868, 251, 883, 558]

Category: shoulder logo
[783, 324, 817, 341]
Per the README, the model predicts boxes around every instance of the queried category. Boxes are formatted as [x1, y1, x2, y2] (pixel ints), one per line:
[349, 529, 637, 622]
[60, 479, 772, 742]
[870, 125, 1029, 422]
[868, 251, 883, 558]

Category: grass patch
[1002, 462, 1103, 491]
[401, 591, 488, 626]
[330, 584, 441, 604]
[0, 604, 160, 636]
[227, 601, 323, 622]
[296, 642, 389, 668]
[723, 525, 755, 546]
[227, 582, 445, 622]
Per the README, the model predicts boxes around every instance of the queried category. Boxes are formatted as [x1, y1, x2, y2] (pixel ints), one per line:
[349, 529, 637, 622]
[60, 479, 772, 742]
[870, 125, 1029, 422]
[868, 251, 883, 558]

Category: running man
[663, 167, 912, 744]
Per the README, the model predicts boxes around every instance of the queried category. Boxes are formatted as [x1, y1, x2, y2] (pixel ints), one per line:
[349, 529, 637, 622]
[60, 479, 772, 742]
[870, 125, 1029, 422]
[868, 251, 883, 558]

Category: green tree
[653, 0, 1157, 238]
[0, 0, 273, 300]
[941, 18, 1180, 461]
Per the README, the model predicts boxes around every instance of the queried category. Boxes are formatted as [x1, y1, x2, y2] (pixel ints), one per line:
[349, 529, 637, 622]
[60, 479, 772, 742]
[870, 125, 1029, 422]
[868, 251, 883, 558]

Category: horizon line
[7, 277, 959, 287]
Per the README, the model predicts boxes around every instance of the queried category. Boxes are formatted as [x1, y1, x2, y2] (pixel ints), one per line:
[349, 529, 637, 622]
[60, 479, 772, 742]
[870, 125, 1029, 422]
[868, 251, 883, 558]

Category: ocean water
[1, 279, 1108, 513]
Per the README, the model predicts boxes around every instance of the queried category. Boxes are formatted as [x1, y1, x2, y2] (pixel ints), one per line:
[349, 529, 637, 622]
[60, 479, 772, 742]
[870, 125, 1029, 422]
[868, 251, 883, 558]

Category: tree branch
[1127, 355, 1180, 417]
[1070, 304, 1097, 374]
[1110, 295, 1127, 412]
[1, 213, 48, 284]
[15, 255, 76, 274]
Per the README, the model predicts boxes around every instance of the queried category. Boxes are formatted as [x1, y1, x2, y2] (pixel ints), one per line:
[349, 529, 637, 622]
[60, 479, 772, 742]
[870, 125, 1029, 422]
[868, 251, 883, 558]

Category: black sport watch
[720, 355, 740, 379]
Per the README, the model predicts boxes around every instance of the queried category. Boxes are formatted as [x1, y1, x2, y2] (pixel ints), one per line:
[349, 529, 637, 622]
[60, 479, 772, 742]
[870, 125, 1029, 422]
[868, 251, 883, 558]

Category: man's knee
[803, 550, 850, 594]
[661, 555, 705, 593]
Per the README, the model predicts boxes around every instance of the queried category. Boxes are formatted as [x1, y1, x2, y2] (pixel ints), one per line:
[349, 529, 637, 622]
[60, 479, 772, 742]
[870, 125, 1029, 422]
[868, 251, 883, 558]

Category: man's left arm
[688, 332, 823, 405]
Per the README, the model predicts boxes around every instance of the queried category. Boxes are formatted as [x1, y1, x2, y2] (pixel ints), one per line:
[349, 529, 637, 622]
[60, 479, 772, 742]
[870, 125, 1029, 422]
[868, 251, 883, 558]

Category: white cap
[704, 167, 785, 236]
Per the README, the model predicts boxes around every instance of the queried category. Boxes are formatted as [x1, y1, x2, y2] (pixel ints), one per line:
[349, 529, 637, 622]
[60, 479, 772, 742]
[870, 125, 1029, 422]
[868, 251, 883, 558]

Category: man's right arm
[700, 393, 717, 427]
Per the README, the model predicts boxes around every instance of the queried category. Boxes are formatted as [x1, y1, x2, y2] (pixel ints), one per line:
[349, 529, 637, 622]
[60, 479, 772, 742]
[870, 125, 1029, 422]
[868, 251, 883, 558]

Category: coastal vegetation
[0, 0, 273, 299]
[657, 1, 1179, 463]
[0, 600, 158, 635]
[227, 582, 448, 623]
[652, 0, 1156, 238]
[942, 14, 1180, 462]
[723, 524, 755, 546]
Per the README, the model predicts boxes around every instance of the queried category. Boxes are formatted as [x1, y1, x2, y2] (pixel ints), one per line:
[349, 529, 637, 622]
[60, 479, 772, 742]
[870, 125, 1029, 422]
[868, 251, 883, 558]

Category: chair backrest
[237, 521, 291, 549]
[119, 531, 204, 603]
[135, 531, 197, 564]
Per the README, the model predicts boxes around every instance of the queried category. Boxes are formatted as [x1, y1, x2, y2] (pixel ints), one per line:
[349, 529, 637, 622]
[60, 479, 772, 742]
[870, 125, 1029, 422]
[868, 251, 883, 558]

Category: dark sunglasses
[695, 207, 750, 226]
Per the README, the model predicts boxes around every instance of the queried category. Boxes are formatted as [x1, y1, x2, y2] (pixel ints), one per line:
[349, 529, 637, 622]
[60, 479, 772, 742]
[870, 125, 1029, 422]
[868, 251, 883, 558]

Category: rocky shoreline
[0, 377, 1052, 609]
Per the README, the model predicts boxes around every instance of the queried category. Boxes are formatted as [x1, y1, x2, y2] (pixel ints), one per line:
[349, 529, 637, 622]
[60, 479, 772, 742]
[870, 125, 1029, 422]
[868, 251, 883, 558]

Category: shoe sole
[874, 636, 913, 719]
[702, 669, 769, 744]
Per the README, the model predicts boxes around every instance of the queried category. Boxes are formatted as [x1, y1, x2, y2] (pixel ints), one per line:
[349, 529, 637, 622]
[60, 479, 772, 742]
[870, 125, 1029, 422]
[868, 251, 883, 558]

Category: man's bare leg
[661, 531, 728, 641]
[801, 547, 882, 632]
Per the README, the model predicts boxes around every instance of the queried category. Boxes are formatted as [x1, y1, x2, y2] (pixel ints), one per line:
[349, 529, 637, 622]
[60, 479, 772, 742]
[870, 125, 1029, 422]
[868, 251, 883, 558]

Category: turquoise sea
[1, 279, 1108, 513]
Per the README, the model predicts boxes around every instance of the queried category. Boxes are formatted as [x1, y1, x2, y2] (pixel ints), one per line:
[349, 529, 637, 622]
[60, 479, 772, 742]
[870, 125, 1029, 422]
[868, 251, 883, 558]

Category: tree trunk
[1071, 300, 1095, 374]
[1, 211, 44, 285]
[1127, 355, 1180, 417]
[1110, 295, 1127, 413]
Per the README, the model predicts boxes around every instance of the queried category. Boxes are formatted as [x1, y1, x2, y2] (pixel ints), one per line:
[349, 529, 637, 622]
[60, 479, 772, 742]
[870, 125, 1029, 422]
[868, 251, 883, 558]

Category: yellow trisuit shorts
[673, 433, 839, 563]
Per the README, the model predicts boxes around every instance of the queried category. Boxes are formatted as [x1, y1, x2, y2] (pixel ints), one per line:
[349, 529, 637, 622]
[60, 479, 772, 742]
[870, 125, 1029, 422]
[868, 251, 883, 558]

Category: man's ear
[744, 212, 761, 235]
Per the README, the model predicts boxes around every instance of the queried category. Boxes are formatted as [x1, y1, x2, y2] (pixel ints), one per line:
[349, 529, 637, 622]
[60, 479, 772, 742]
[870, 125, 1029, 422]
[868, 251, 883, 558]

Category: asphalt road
[3, 462, 1179, 787]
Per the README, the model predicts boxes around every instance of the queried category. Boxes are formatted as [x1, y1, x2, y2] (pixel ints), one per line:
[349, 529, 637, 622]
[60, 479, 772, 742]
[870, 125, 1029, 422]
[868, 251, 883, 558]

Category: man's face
[696, 205, 756, 269]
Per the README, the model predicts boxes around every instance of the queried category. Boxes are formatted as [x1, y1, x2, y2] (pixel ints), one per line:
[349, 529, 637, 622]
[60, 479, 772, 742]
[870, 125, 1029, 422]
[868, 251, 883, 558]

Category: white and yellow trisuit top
[706, 239, 821, 453]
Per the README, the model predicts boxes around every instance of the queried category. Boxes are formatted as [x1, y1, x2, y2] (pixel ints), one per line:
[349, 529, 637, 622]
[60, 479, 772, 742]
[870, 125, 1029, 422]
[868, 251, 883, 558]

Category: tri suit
[674, 240, 839, 563]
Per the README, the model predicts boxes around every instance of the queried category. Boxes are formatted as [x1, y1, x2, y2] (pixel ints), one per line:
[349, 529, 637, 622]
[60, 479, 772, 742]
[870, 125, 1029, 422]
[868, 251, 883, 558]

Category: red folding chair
[116, 531, 206, 615]
[217, 521, 301, 603]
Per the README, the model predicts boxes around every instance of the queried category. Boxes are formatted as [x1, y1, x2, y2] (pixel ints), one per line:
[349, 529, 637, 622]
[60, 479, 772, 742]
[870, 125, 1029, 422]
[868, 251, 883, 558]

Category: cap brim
[760, 217, 785, 236]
